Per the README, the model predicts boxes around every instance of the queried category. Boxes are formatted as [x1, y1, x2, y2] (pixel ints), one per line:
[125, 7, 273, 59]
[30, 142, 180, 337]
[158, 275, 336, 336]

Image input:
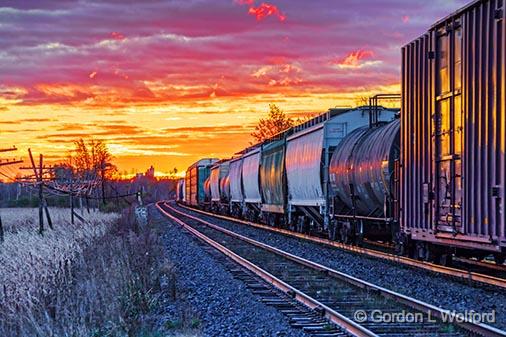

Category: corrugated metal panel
[197, 167, 209, 203]
[229, 158, 243, 202]
[260, 139, 286, 213]
[185, 166, 197, 205]
[402, 0, 505, 251]
[286, 127, 325, 206]
[242, 149, 262, 203]
[329, 121, 400, 216]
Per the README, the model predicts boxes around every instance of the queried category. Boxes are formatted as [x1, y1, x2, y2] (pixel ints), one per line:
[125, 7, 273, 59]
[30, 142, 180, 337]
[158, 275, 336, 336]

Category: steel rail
[163, 202, 506, 337]
[178, 203, 506, 290]
[156, 201, 377, 337]
[454, 257, 506, 272]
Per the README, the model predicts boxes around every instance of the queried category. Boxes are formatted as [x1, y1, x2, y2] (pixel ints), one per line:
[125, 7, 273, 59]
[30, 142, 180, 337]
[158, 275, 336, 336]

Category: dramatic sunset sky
[0, 0, 468, 177]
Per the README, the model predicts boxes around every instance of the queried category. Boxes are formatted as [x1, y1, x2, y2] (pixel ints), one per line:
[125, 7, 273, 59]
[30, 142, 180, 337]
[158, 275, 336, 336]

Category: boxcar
[401, 0, 505, 260]
[184, 158, 219, 206]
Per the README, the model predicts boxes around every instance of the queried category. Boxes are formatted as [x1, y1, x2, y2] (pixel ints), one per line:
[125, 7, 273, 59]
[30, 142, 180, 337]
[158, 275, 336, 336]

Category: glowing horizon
[0, 0, 468, 178]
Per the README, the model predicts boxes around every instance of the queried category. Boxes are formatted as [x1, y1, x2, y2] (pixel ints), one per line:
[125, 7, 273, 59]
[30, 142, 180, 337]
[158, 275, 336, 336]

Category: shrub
[0, 206, 174, 337]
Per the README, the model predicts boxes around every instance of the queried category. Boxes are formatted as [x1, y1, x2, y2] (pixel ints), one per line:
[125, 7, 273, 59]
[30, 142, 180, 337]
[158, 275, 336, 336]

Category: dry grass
[0, 207, 172, 337]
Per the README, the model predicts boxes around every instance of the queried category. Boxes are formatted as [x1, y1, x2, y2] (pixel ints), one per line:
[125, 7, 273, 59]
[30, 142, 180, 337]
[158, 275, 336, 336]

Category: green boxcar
[185, 158, 218, 206]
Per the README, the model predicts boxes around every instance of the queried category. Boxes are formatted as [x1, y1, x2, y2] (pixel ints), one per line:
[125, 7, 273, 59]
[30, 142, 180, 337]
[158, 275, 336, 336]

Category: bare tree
[68, 139, 115, 178]
[251, 104, 294, 143]
[67, 138, 116, 204]
[354, 96, 370, 107]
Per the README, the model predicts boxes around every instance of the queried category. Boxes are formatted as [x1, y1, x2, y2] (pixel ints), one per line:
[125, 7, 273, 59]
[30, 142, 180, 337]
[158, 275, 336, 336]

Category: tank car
[329, 119, 400, 244]
[401, 0, 505, 264]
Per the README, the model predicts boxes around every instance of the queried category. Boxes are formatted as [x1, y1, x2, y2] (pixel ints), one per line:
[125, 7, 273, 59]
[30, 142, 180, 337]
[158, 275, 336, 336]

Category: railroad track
[177, 203, 506, 290]
[157, 201, 506, 337]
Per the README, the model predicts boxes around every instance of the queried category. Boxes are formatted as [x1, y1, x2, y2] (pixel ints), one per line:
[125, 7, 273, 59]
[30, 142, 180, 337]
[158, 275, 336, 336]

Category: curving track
[157, 201, 506, 337]
[177, 203, 506, 290]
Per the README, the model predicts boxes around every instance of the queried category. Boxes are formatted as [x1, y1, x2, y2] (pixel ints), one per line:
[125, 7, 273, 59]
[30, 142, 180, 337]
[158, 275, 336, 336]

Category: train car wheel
[494, 253, 505, 265]
[438, 253, 453, 266]
[328, 221, 337, 241]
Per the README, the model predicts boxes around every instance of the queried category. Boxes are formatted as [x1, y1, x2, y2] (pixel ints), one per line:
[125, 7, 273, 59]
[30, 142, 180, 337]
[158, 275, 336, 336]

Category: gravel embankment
[150, 205, 308, 337]
[173, 203, 506, 330]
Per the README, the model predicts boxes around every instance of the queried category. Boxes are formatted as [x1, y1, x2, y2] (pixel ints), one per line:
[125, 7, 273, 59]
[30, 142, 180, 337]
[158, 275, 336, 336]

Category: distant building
[145, 165, 155, 178]
[133, 166, 156, 182]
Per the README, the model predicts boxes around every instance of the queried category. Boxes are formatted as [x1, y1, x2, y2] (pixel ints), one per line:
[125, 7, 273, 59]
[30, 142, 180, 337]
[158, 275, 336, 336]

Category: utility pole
[101, 159, 106, 206]
[38, 154, 44, 234]
[70, 173, 74, 224]
[0, 214, 3, 243]
[28, 149, 43, 235]
[27, 149, 52, 234]
[0, 147, 22, 242]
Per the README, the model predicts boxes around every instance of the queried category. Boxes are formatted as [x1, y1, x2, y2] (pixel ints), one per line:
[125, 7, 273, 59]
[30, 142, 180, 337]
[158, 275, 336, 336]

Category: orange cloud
[334, 49, 380, 69]
[248, 3, 286, 21]
[235, 0, 286, 22]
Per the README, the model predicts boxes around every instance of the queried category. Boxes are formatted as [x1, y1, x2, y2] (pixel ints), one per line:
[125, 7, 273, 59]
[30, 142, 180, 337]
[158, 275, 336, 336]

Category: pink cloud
[110, 32, 126, 40]
[234, 0, 255, 4]
[0, 0, 471, 108]
[402, 15, 410, 23]
[334, 49, 378, 69]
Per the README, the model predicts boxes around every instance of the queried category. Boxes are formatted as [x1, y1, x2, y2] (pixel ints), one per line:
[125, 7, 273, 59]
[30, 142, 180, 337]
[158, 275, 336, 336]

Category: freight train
[177, 0, 505, 265]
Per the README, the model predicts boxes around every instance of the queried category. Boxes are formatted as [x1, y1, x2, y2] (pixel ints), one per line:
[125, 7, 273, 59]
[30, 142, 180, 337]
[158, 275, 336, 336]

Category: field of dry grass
[0, 207, 172, 337]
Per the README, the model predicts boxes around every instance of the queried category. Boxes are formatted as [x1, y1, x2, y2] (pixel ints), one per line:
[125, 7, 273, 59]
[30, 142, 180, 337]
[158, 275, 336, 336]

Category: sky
[0, 0, 469, 177]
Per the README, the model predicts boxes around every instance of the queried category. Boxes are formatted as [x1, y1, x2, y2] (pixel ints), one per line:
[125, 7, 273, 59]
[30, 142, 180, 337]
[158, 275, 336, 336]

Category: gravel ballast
[150, 205, 308, 337]
[173, 203, 506, 330]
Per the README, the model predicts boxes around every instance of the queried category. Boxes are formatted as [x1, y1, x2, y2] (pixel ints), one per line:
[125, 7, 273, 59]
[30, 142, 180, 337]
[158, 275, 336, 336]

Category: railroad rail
[157, 201, 506, 337]
[177, 203, 506, 290]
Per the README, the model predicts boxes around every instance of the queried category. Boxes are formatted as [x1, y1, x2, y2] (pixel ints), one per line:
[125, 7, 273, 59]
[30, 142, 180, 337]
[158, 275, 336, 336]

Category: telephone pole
[0, 147, 22, 242]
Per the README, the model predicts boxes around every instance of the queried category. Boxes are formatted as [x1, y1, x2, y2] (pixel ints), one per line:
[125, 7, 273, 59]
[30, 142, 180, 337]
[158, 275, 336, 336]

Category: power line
[44, 183, 139, 200]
